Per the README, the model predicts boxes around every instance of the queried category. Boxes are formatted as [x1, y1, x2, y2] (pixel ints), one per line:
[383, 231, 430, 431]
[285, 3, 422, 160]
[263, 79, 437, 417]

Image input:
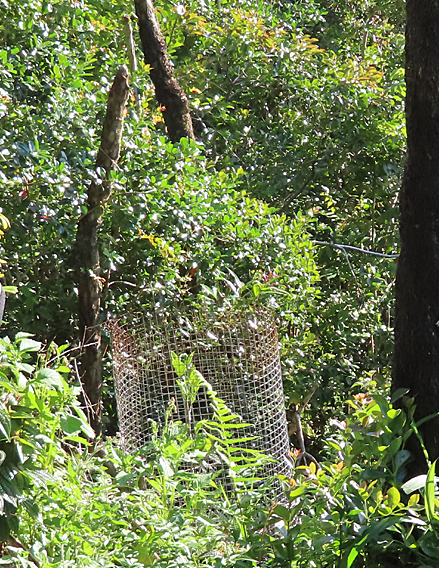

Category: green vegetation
[1, 345, 438, 567]
[2, 0, 438, 566]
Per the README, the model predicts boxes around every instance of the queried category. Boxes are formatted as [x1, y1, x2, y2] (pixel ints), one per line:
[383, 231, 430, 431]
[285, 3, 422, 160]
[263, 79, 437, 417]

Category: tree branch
[134, 0, 195, 142]
[75, 65, 130, 434]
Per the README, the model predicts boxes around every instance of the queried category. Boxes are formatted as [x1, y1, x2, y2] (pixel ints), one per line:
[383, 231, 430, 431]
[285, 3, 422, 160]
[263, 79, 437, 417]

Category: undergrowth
[0, 342, 438, 567]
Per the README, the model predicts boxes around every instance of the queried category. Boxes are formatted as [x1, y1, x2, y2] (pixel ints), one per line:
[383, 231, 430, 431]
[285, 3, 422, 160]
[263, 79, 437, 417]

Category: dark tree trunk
[392, 1, 439, 476]
[134, 0, 195, 142]
[76, 66, 130, 435]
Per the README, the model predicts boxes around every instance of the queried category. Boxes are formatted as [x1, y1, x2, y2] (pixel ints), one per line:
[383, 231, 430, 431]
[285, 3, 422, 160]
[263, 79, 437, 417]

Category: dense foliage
[0, 0, 403, 419]
[1, 0, 429, 565]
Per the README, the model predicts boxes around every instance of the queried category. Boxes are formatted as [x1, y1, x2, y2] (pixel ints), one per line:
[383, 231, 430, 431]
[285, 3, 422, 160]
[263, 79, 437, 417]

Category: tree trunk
[134, 0, 195, 142]
[392, 1, 439, 476]
[76, 65, 130, 435]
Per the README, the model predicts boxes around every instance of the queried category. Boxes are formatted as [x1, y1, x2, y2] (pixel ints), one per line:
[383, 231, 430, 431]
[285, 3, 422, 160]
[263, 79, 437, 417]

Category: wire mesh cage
[107, 308, 292, 480]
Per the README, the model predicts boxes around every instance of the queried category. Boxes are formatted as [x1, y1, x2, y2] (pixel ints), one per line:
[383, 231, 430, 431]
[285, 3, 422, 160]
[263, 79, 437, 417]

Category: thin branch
[298, 385, 317, 414]
[46, 341, 99, 366]
[287, 387, 320, 469]
[123, 15, 140, 109]
[123, 15, 138, 74]
[107, 280, 137, 287]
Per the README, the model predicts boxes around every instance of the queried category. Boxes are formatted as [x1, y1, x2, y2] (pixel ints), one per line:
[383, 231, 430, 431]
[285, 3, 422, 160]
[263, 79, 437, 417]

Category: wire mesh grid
[107, 308, 292, 480]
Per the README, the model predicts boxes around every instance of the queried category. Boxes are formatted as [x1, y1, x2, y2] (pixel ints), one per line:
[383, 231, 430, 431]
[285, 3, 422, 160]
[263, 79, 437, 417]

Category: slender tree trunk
[392, 1, 439, 476]
[76, 65, 130, 435]
[134, 0, 195, 142]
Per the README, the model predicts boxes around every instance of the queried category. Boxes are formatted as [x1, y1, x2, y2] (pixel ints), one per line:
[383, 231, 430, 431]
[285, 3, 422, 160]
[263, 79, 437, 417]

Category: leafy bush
[239, 391, 439, 568]
[0, 334, 93, 543]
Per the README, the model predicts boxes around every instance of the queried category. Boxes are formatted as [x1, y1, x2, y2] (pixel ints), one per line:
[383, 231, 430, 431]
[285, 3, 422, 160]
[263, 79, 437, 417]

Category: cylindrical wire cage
[107, 308, 292, 480]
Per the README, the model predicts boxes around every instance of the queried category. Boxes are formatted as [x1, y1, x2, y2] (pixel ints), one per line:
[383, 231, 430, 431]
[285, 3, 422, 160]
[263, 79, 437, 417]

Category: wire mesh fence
[107, 308, 291, 480]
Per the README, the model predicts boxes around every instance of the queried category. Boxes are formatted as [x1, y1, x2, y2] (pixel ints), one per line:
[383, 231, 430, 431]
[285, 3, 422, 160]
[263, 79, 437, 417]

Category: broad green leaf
[394, 450, 411, 470]
[272, 504, 290, 521]
[408, 493, 420, 507]
[16, 338, 41, 352]
[0, 515, 10, 542]
[286, 486, 306, 500]
[60, 415, 83, 435]
[346, 536, 368, 568]
[366, 515, 403, 540]
[34, 368, 65, 390]
[82, 541, 94, 556]
[72, 407, 95, 438]
[253, 283, 261, 297]
[80, 420, 95, 439]
[114, 471, 134, 488]
[159, 456, 174, 478]
[387, 487, 400, 509]
[21, 498, 39, 519]
[13, 333, 34, 340]
[402, 474, 428, 494]
[346, 546, 359, 568]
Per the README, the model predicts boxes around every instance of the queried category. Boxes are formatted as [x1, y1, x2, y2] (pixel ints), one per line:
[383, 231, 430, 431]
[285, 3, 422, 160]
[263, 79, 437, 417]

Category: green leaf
[159, 456, 174, 478]
[387, 487, 400, 509]
[34, 368, 65, 390]
[425, 460, 437, 522]
[272, 504, 290, 521]
[82, 541, 94, 556]
[16, 338, 41, 352]
[0, 514, 10, 542]
[72, 407, 95, 439]
[2, 286, 17, 294]
[253, 283, 261, 297]
[402, 474, 428, 494]
[366, 515, 402, 540]
[171, 352, 187, 377]
[391, 388, 410, 404]
[13, 333, 34, 340]
[394, 450, 411, 470]
[286, 486, 306, 500]
[346, 545, 360, 568]
[80, 421, 95, 439]
[21, 498, 39, 519]
[0, 403, 11, 441]
[60, 415, 83, 435]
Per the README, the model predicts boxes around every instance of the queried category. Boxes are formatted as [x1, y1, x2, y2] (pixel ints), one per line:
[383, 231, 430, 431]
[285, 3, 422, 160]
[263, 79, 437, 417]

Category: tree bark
[392, 1, 439, 476]
[134, 0, 195, 142]
[76, 65, 130, 435]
